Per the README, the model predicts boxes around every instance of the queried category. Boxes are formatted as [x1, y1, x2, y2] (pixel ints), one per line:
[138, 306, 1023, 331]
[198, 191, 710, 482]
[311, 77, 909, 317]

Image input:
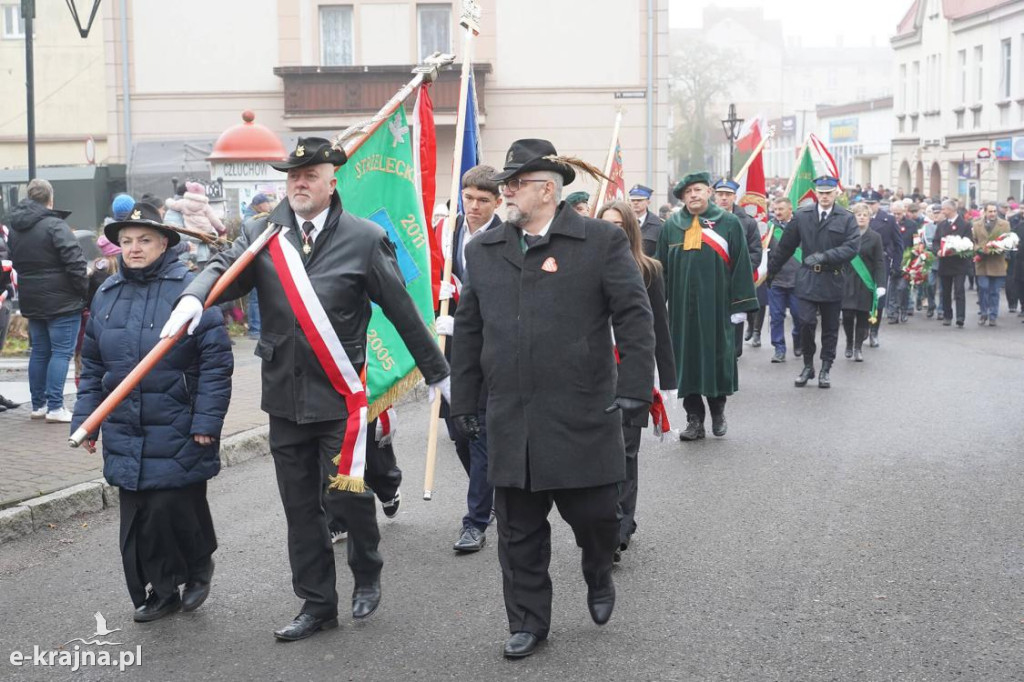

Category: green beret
[672, 171, 712, 199]
[566, 191, 590, 206]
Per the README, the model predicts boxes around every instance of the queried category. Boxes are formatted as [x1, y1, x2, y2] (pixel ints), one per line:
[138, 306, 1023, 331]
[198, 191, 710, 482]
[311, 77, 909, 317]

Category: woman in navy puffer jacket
[71, 203, 233, 623]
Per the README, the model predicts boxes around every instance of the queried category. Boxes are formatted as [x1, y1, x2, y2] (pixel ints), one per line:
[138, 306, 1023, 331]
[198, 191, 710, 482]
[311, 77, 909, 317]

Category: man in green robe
[655, 171, 759, 441]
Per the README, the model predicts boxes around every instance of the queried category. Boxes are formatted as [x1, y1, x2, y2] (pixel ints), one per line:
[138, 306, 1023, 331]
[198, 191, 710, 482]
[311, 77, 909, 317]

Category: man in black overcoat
[931, 199, 974, 327]
[162, 137, 450, 641]
[629, 184, 664, 256]
[768, 176, 860, 388]
[450, 139, 655, 659]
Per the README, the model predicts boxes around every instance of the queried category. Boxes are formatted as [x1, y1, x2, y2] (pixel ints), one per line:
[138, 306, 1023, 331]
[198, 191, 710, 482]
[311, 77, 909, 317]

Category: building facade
[891, 0, 1024, 204]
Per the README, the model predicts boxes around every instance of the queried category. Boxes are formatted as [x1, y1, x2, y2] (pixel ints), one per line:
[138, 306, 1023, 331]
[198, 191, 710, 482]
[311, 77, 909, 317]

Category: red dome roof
[208, 111, 287, 161]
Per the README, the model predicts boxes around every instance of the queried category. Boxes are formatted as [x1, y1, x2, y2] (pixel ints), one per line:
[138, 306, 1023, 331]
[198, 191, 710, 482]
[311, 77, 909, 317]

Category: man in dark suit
[435, 164, 503, 553]
[768, 176, 861, 389]
[162, 137, 450, 641]
[629, 184, 664, 256]
[866, 193, 902, 343]
[450, 139, 655, 659]
[713, 178, 764, 350]
[932, 199, 973, 327]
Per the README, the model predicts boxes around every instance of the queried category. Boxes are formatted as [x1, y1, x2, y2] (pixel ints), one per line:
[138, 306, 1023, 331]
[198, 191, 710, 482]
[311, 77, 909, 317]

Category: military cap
[628, 184, 653, 198]
[713, 178, 740, 193]
[813, 176, 840, 189]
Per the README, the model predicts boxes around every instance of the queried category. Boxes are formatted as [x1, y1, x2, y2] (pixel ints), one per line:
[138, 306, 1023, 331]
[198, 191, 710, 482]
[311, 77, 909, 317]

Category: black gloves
[604, 396, 650, 422]
[452, 414, 481, 441]
[804, 252, 826, 267]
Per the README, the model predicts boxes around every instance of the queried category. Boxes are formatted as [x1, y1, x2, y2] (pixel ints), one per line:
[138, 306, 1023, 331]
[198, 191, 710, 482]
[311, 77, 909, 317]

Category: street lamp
[721, 103, 744, 179]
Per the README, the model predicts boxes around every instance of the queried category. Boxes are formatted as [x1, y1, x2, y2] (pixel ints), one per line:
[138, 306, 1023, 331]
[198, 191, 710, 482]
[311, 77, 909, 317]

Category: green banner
[849, 254, 879, 321]
[335, 108, 435, 417]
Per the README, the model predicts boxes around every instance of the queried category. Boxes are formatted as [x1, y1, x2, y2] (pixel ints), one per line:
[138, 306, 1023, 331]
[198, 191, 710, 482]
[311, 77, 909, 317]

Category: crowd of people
[1, 140, 1021, 661]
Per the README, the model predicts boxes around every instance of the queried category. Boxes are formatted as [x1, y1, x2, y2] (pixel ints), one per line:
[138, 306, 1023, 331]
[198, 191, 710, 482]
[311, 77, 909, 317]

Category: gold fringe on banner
[543, 155, 611, 184]
[328, 474, 366, 494]
[331, 368, 424, 468]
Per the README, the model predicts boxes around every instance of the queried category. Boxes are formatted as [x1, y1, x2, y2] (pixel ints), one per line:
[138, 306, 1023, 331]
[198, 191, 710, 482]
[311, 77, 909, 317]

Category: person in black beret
[450, 138, 655, 658]
[162, 136, 450, 641]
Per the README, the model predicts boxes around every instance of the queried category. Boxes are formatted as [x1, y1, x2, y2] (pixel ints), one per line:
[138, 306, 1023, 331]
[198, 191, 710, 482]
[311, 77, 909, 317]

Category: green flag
[335, 107, 436, 418]
[788, 145, 817, 209]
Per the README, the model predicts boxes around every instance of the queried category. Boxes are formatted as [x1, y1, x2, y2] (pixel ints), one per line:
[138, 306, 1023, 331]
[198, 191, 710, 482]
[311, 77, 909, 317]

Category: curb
[0, 380, 429, 545]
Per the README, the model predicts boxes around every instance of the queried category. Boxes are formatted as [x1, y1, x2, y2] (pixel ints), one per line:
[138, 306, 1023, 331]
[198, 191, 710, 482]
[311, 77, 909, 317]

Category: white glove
[375, 408, 397, 446]
[439, 281, 456, 301]
[876, 287, 886, 297]
[435, 315, 455, 336]
[730, 313, 747, 325]
[160, 295, 204, 338]
[428, 376, 451, 404]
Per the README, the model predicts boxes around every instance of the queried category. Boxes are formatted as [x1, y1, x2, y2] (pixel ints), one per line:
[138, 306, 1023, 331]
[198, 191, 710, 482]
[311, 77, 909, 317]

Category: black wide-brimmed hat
[103, 202, 180, 246]
[491, 139, 576, 185]
[270, 136, 347, 172]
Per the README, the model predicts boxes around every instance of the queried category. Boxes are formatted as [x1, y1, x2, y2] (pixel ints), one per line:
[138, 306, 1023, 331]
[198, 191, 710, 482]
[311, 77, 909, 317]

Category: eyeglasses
[498, 178, 549, 194]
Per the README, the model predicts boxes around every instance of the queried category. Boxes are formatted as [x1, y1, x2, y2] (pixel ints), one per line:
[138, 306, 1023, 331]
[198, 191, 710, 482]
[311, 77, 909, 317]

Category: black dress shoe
[854, 348, 863, 362]
[743, 327, 753, 342]
[817, 361, 832, 389]
[274, 613, 339, 641]
[587, 581, 615, 625]
[503, 632, 541, 659]
[942, 319, 952, 326]
[678, 416, 705, 441]
[352, 582, 381, 619]
[750, 332, 761, 347]
[793, 347, 803, 357]
[794, 365, 815, 387]
[182, 558, 214, 612]
[454, 525, 486, 552]
[844, 345, 853, 359]
[0, 394, 19, 409]
[711, 412, 727, 437]
[134, 590, 182, 623]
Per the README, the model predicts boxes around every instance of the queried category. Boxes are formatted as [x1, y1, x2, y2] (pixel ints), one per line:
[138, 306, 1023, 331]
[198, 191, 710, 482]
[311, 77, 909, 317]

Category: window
[974, 45, 984, 101]
[911, 61, 920, 110]
[973, 108, 981, 129]
[417, 4, 451, 62]
[956, 111, 964, 130]
[958, 49, 967, 103]
[2, 3, 25, 39]
[898, 117, 905, 134]
[320, 6, 353, 66]
[1001, 38, 1012, 99]
[899, 64, 907, 111]
[911, 116, 918, 133]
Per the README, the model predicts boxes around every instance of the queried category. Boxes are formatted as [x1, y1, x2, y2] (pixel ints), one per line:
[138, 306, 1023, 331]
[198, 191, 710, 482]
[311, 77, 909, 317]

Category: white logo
[63, 612, 123, 647]
[8, 612, 142, 673]
[388, 118, 409, 148]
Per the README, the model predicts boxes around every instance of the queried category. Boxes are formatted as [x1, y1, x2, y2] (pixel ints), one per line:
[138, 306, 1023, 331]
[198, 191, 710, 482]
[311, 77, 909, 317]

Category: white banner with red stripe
[701, 228, 732, 268]
[267, 230, 369, 492]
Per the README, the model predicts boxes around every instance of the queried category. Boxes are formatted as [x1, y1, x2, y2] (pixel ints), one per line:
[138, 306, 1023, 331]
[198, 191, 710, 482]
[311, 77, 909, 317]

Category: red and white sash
[0, 260, 12, 304]
[267, 230, 369, 493]
[701, 229, 732, 268]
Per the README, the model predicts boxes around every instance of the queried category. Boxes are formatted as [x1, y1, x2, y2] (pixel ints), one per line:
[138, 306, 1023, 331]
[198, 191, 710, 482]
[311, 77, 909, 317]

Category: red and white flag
[603, 139, 626, 204]
[808, 133, 842, 190]
[737, 117, 771, 286]
[412, 83, 444, 311]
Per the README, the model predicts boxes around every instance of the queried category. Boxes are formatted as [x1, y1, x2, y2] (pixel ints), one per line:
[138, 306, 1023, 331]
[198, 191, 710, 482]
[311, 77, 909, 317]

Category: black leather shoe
[134, 590, 181, 623]
[750, 332, 761, 348]
[678, 416, 705, 441]
[182, 558, 214, 612]
[844, 344, 853, 359]
[453, 525, 486, 553]
[942, 319, 952, 326]
[503, 632, 540, 659]
[956, 320, 964, 328]
[744, 327, 753, 342]
[771, 349, 785, 363]
[0, 395, 19, 409]
[352, 582, 381, 619]
[854, 348, 863, 362]
[711, 412, 727, 437]
[587, 580, 615, 625]
[818, 362, 832, 389]
[868, 332, 879, 348]
[793, 347, 803, 357]
[274, 613, 339, 641]
[794, 365, 815, 387]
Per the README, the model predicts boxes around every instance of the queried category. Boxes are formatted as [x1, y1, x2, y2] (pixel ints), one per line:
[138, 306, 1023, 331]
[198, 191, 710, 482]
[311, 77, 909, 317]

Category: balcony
[273, 63, 490, 129]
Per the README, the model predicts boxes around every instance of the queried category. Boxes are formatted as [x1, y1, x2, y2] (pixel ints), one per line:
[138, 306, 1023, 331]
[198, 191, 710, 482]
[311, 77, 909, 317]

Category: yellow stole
[683, 214, 702, 250]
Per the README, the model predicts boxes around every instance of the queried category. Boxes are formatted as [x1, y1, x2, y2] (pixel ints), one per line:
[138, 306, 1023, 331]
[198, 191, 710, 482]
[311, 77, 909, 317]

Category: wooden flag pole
[423, 0, 481, 501]
[69, 53, 455, 449]
[590, 110, 624, 217]
[732, 125, 776, 185]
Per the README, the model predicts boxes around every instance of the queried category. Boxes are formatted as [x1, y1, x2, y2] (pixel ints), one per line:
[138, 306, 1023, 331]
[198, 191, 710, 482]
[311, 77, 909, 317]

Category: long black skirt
[119, 481, 217, 607]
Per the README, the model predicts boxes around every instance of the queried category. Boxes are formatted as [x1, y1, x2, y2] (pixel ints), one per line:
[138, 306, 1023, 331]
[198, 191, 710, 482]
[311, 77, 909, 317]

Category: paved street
[1, 301, 1023, 681]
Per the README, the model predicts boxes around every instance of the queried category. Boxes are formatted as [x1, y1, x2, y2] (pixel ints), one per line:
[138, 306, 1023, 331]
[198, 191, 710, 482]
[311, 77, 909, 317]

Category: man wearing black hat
[450, 138, 655, 659]
[657, 172, 758, 440]
[866, 193, 902, 341]
[162, 137, 450, 641]
[629, 184, 663, 256]
[768, 176, 860, 388]
[713, 178, 764, 350]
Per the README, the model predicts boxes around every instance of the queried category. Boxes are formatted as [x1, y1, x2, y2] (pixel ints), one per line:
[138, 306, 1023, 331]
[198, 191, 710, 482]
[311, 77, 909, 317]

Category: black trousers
[842, 309, 870, 349]
[270, 415, 382, 620]
[682, 393, 726, 420]
[119, 481, 216, 607]
[494, 482, 619, 639]
[617, 426, 642, 548]
[326, 419, 401, 532]
[940, 274, 967, 323]
[796, 298, 842, 362]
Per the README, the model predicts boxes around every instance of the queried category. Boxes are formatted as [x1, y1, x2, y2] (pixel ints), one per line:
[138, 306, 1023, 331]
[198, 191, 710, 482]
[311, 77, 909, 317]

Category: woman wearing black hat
[71, 203, 233, 622]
